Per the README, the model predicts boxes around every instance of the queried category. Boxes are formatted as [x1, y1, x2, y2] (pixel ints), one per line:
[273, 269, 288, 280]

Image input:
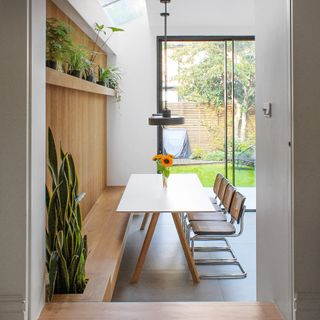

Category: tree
[169, 41, 255, 144]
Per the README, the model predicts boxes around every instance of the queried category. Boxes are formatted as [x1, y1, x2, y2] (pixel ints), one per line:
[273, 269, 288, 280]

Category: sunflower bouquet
[152, 153, 174, 187]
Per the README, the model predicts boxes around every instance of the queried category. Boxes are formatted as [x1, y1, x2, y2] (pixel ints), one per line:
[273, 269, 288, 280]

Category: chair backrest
[222, 184, 236, 212]
[217, 177, 229, 202]
[230, 191, 246, 223]
[213, 173, 223, 195]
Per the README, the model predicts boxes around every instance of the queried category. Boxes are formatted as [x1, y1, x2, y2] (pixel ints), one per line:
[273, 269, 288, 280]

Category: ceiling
[145, 0, 255, 28]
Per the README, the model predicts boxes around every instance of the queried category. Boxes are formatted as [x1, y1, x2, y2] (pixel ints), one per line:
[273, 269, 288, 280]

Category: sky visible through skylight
[99, 0, 145, 26]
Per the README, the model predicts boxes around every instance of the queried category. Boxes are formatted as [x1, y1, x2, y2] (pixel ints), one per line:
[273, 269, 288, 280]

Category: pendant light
[148, 0, 185, 126]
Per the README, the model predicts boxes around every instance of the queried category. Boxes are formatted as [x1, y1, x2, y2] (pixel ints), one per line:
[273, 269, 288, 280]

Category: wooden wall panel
[46, 0, 107, 218]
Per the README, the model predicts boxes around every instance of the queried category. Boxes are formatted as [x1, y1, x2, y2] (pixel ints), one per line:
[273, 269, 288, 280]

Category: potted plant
[96, 66, 110, 86]
[105, 65, 121, 89]
[106, 65, 122, 100]
[46, 18, 72, 70]
[90, 23, 124, 64]
[84, 59, 95, 82]
[46, 128, 88, 301]
[67, 45, 89, 78]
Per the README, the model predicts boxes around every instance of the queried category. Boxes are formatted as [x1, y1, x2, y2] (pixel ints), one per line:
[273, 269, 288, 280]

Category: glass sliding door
[157, 36, 255, 188]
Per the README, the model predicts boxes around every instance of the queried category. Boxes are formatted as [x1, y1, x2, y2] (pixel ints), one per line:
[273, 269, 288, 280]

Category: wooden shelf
[46, 67, 116, 97]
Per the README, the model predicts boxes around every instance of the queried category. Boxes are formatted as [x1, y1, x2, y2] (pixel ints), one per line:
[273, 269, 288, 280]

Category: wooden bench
[40, 302, 283, 320]
[53, 187, 131, 302]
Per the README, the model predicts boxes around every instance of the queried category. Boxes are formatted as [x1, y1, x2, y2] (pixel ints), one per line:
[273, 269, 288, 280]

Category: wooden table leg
[140, 212, 150, 231]
[131, 212, 160, 283]
[172, 212, 200, 284]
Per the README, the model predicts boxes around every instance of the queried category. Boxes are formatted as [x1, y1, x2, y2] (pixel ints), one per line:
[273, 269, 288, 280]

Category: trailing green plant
[90, 23, 124, 63]
[97, 66, 110, 86]
[46, 18, 72, 69]
[46, 128, 88, 301]
[84, 58, 95, 81]
[97, 65, 122, 99]
[105, 65, 121, 90]
[67, 45, 89, 77]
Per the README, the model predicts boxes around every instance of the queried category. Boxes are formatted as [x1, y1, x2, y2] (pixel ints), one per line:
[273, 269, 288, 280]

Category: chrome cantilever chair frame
[187, 206, 247, 280]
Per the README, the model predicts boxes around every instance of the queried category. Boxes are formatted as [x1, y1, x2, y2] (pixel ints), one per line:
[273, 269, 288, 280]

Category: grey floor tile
[113, 208, 257, 302]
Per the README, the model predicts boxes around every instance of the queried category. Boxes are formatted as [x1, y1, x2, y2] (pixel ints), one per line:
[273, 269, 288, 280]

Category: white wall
[29, 0, 46, 319]
[292, 0, 320, 318]
[255, 0, 293, 319]
[107, 0, 255, 185]
[0, 1, 46, 319]
[0, 1, 29, 319]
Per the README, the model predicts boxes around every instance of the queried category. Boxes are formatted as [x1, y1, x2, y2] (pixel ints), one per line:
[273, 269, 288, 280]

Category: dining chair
[209, 173, 224, 204]
[187, 183, 236, 223]
[188, 191, 247, 279]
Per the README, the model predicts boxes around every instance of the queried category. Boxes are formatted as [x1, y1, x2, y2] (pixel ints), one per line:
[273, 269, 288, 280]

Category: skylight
[99, 0, 145, 26]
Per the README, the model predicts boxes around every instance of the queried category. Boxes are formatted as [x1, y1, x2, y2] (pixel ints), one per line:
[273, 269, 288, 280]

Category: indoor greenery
[97, 66, 110, 86]
[46, 128, 87, 301]
[105, 65, 121, 90]
[67, 45, 89, 78]
[90, 23, 124, 64]
[46, 18, 72, 69]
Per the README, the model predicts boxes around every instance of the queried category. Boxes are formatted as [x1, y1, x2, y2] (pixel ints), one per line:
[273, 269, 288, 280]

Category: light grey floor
[112, 211, 256, 302]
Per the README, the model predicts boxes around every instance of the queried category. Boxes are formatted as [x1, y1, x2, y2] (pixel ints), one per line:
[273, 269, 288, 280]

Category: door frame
[156, 35, 255, 184]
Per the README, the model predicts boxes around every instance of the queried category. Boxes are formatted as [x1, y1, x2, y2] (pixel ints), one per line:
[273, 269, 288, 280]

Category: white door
[255, 0, 293, 319]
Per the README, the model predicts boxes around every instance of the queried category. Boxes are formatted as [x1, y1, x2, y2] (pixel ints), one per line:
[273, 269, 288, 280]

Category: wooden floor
[40, 302, 283, 319]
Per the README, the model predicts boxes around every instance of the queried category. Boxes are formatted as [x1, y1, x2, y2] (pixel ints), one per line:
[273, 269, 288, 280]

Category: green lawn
[170, 164, 256, 187]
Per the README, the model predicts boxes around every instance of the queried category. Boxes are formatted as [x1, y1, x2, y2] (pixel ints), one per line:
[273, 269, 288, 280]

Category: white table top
[117, 174, 215, 213]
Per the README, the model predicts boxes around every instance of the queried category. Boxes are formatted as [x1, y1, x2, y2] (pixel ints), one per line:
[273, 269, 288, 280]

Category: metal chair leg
[191, 236, 246, 279]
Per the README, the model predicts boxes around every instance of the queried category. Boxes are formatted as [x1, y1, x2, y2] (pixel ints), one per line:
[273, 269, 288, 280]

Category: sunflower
[152, 154, 163, 161]
[160, 155, 173, 167]
[167, 154, 174, 159]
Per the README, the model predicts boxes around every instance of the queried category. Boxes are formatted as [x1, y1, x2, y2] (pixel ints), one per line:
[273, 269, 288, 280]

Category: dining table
[116, 173, 215, 283]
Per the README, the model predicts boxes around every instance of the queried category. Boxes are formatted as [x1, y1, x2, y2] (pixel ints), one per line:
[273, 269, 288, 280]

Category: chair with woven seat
[182, 176, 231, 234]
[187, 183, 236, 223]
[188, 191, 247, 279]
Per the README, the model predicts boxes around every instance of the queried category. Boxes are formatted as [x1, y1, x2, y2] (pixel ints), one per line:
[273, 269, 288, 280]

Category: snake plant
[46, 128, 87, 301]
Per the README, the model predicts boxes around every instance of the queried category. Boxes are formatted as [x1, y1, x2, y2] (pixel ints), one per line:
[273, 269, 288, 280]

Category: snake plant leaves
[58, 161, 70, 225]
[47, 185, 61, 250]
[48, 128, 58, 185]
[56, 230, 70, 292]
[46, 186, 50, 211]
[60, 143, 66, 161]
[46, 129, 87, 299]
[48, 251, 59, 301]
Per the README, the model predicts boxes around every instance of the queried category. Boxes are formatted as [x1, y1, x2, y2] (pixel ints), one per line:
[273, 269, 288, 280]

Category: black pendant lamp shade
[149, 114, 185, 126]
[148, 0, 184, 126]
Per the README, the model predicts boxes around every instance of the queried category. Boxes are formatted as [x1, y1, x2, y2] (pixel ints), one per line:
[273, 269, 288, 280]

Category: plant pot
[70, 70, 81, 78]
[46, 60, 57, 70]
[86, 75, 94, 82]
[96, 80, 106, 86]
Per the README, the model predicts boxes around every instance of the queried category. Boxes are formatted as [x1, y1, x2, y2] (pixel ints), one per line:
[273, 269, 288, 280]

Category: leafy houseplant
[46, 128, 88, 301]
[105, 65, 121, 90]
[67, 45, 89, 78]
[46, 18, 72, 70]
[152, 154, 174, 188]
[84, 59, 94, 82]
[90, 23, 124, 64]
[97, 66, 110, 86]
[97, 65, 122, 99]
